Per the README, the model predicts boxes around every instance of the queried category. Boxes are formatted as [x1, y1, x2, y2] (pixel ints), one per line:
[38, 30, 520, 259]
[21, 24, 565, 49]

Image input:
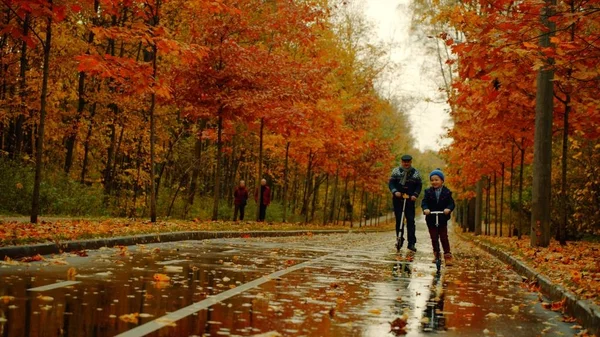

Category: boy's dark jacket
[388, 167, 422, 199]
[421, 186, 455, 226]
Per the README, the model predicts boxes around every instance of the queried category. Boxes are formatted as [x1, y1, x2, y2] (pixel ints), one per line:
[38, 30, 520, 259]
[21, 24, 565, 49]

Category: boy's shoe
[444, 253, 453, 266]
[431, 252, 440, 263]
[407, 244, 417, 252]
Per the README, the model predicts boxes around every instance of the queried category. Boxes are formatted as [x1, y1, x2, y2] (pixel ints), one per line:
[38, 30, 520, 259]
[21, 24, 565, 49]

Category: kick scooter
[430, 211, 445, 274]
[396, 193, 409, 253]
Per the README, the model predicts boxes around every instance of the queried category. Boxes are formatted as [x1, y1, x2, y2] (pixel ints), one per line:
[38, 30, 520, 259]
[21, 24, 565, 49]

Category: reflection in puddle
[421, 273, 446, 333]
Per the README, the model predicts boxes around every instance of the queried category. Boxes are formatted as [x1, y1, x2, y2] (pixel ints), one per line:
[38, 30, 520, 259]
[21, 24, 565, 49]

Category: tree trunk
[530, 0, 556, 248]
[461, 200, 468, 232]
[350, 176, 357, 227]
[500, 163, 505, 237]
[167, 176, 186, 217]
[485, 176, 491, 235]
[494, 171, 498, 236]
[186, 127, 203, 216]
[557, 1, 576, 245]
[282, 141, 290, 222]
[475, 178, 483, 235]
[341, 176, 349, 226]
[212, 110, 224, 221]
[149, 62, 157, 223]
[103, 117, 117, 196]
[329, 168, 339, 223]
[518, 140, 525, 240]
[558, 96, 570, 245]
[31, 3, 53, 223]
[301, 151, 313, 216]
[322, 174, 329, 224]
[65, 0, 98, 174]
[13, 14, 29, 159]
[254, 117, 264, 221]
[509, 144, 515, 237]
[80, 103, 96, 184]
[310, 176, 322, 222]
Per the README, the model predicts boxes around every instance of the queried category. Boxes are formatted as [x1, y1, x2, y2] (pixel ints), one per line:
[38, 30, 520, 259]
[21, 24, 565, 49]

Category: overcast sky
[363, 0, 451, 152]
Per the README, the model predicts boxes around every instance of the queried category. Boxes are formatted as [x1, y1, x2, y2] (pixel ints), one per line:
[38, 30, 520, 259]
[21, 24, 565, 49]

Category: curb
[0, 230, 351, 260]
[457, 232, 600, 336]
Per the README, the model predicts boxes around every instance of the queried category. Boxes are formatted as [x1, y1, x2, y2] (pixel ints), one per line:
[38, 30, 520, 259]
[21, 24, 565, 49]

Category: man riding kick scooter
[389, 155, 423, 252]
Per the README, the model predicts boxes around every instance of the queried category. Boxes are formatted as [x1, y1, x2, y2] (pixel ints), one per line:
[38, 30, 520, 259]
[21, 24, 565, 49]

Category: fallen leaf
[67, 267, 77, 281]
[0, 296, 15, 304]
[369, 308, 381, 315]
[37, 295, 54, 302]
[390, 316, 408, 334]
[153, 273, 170, 282]
[119, 313, 139, 324]
[486, 312, 500, 319]
[21, 254, 44, 263]
[163, 266, 183, 273]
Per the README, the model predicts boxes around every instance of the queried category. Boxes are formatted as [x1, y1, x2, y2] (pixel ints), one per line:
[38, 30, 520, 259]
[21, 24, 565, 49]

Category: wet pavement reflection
[0, 218, 583, 336]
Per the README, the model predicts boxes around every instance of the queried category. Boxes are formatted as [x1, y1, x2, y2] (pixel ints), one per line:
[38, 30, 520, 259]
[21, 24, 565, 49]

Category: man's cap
[401, 154, 412, 161]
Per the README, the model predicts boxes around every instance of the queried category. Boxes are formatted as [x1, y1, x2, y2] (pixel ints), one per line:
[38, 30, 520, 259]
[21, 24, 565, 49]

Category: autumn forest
[0, 0, 419, 225]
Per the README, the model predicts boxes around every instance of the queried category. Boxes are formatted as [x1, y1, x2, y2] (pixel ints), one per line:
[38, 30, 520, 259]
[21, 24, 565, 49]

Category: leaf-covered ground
[463, 232, 600, 307]
[0, 218, 391, 247]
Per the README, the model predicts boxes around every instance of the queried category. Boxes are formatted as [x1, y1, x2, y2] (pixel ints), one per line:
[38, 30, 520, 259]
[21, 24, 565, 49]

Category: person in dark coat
[421, 169, 455, 266]
[233, 180, 249, 221]
[389, 154, 423, 252]
[254, 179, 271, 222]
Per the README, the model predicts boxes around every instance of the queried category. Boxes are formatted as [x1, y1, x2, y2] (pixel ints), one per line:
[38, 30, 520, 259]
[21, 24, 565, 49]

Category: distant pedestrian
[254, 179, 271, 222]
[388, 154, 422, 252]
[233, 180, 249, 221]
[421, 169, 455, 266]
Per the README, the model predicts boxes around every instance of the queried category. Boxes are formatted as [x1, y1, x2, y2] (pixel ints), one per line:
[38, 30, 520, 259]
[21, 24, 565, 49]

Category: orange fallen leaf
[37, 295, 54, 302]
[390, 316, 408, 334]
[0, 296, 15, 303]
[67, 267, 77, 281]
[551, 298, 566, 311]
[153, 273, 171, 282]
[119, 313, 139, 324]
[21, 254, 44, 263]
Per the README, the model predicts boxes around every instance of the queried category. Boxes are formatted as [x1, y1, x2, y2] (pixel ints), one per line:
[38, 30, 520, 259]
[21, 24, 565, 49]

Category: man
[388, 154, 422, 252]
[254, 179, 271, 222]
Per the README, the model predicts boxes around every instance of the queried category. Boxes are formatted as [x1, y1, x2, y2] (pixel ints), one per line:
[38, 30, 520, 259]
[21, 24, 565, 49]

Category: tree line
[0, 0, 415, 223]
[411, 0, 600, 245]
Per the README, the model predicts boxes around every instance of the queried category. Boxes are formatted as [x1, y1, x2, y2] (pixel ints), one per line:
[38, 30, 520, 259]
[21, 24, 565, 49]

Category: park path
[0, 216, 580, 336]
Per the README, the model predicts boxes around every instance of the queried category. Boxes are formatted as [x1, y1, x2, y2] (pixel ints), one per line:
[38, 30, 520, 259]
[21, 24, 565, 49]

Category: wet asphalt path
[0, 217, 582, 337]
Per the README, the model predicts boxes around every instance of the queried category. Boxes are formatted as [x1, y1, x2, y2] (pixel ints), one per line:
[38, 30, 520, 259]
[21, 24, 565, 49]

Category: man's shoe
[407, 244, 417, 252]
[431, 252, 440, 263]
[444, 253, 453, 266]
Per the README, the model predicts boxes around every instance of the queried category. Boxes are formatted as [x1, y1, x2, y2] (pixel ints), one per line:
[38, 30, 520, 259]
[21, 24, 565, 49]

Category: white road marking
[27, 281, 80, 292]
[155, 259, 188, 265]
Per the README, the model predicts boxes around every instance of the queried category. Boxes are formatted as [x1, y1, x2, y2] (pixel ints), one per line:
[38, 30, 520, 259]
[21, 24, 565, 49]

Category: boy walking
[388, 154, 422, 252]
[421, 169, 455, 266]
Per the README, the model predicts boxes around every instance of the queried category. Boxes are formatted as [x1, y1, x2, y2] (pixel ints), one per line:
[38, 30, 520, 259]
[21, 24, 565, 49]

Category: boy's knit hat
[429, 168, 445, 181]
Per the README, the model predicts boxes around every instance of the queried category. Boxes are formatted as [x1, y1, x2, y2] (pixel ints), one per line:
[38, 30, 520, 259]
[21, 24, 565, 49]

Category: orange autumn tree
[418, 0, 600, 237]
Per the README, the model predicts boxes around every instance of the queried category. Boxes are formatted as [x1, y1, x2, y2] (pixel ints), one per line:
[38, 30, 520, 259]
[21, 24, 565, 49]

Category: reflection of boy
[421, 169, 455, 266]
